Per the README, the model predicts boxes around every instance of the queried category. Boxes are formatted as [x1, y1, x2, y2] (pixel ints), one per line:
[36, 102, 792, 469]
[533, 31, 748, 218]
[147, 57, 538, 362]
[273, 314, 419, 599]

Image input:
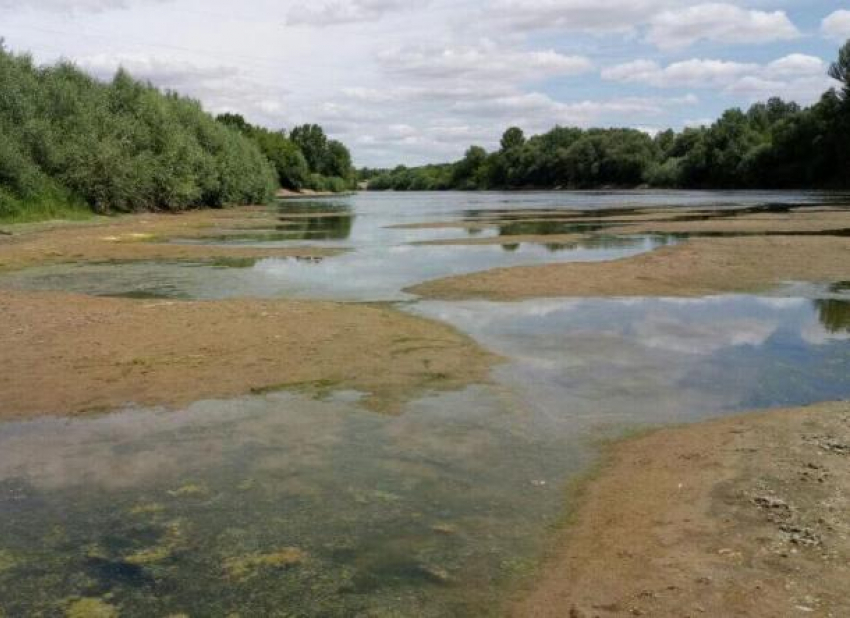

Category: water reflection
[2, 191, 846, 300]
[1, 294, 848, 615]
[411, 295, 850, 425]
[814, 299, 850, 333]
[0, 238, 668, 301]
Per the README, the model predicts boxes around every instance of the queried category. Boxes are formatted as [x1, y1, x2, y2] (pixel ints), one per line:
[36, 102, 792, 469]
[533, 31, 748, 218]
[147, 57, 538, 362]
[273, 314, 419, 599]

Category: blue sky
[2, 1, 849, 166]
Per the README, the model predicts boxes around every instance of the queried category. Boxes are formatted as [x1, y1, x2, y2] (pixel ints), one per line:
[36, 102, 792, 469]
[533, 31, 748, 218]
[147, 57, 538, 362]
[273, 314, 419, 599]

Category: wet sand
[0, 290, 497, 419]
[409, 235, 850, 299]
[515, 401, 850, 618]
[406, 204, 850, 299]
[0, 207, 340, 272]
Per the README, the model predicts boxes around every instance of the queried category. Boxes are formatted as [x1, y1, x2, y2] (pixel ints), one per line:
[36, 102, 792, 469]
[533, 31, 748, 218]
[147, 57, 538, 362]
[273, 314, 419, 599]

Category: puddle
[1, 293, 849, 615]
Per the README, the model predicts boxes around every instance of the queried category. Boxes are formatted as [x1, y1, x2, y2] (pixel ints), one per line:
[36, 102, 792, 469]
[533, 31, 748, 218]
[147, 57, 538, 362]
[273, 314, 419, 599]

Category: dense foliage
[0, 44, 280, 221]
[368, 40, 850, 192]
[0, 43, 357, 222]
[216, 116, 355, 193]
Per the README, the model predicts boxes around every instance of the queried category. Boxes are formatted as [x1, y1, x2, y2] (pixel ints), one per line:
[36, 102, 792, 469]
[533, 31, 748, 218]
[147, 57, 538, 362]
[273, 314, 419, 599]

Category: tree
[828, 39, 850, 101]
[500, 127, 525, 152]
[290, 124, 328, 173]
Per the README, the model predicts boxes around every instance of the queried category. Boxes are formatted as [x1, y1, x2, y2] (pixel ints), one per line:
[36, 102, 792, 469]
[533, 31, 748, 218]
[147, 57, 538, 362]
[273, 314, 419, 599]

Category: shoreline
[0, 290, 498, 420]
[513, 400, 850, 617]
[406, 205, 850, 300]
[0, 206, 342, 272]
[276, 189, 356, 199]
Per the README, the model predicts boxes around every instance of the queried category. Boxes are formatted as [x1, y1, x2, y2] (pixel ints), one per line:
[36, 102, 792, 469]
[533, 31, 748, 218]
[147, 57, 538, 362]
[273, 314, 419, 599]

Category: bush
[0, 43, 277, 220]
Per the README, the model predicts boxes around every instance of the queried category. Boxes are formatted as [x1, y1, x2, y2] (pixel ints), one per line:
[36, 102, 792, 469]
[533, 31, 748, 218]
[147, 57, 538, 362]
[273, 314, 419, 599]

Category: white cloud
[287, 0, 420, 26]
[378, 40, 593, 82]
[452, 91, 699, 131]
[602, 58, 758, 88]
[490, 0, 678, 34]
[603, 53, 832, 104]
[78, 53, 239, 88]
[766, 53, 825, 78]
[0, 0, 167, 13]
[822, 10, 850, 42]
[76, 53, 293, 122]
[646, 3, 799, 50]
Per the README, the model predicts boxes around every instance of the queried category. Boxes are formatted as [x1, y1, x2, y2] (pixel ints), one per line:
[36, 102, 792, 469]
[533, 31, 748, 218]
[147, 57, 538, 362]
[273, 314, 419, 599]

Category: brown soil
[0, 290, 497, 420]
[0, 207, 340, 272]
[515, 401, 850, 618]
[607, 208, 850, 235]
[408, 236, 850, 300]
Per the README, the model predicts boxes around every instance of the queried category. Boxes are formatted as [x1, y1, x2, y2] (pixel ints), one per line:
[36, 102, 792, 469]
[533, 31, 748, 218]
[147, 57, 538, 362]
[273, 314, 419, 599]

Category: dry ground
[0, 207, 340, 272]
[0, 290, 497, 419]
[407, 205, 850, 299]
[515, 401, 850, 618]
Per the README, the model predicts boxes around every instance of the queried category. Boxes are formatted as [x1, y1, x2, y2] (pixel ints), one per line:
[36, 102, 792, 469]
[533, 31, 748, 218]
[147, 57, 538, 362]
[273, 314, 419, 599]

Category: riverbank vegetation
[366, 40, 850, 192]
[215, 115, 354, 193]
[0, 43, 353, 223]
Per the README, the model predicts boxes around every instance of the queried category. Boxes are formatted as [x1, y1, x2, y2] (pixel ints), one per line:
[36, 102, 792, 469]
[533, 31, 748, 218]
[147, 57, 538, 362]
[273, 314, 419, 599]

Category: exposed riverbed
[0, 191, 849, 616]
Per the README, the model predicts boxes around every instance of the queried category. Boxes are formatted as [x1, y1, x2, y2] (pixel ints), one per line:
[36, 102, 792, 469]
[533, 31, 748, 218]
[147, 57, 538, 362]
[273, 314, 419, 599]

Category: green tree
[500, 127, 525, 152]
[828, 39, 850, 102]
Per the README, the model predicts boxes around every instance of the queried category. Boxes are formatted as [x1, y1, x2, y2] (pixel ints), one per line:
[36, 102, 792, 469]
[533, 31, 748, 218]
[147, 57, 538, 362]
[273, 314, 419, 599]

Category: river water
[1, 191, 848, 616]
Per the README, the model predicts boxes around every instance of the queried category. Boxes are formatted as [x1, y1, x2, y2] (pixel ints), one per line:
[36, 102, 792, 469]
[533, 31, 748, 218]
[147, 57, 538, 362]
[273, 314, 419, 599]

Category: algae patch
[223, 548, 307, 581]
[123, 521, 185, 566]
[66, 597, 119, 618]
[0, 550, 19, 573]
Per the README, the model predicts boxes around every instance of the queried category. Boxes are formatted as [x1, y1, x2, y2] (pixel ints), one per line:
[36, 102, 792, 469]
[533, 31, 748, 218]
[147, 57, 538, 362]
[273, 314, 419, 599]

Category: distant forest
[0, 42, 354, 222]
[364, 40, 850, 192]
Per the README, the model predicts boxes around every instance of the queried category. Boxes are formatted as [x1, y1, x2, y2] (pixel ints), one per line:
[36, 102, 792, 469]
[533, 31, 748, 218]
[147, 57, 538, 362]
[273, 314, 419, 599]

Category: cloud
[603, 58, 758, 88]
[603, 53, 832, 104]
[79, 53, 239, 88]
[646, 3, 799, 50]
[822, 10, 850, 42]
[490, 0, 678, 34]
[451, 91, 699, 131]
[287, 0, 420, 26]
[76, 53, 292, 122]
[378, 40, 593, 83]
[0, 0, 167, 13]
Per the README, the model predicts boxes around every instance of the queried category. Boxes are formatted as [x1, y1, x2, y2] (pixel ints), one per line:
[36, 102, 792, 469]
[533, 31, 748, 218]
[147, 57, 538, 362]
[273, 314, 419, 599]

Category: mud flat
[514, 400, 850, 617]
[0, 290, 497, 419]
[0, 207, 339, 272]
[408, 235, 850, 300]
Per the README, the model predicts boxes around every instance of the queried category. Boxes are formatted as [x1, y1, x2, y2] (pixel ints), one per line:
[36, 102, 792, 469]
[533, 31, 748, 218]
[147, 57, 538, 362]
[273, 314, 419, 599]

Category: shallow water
[1, 192, 849, 616]
[2, 190, 847, 301]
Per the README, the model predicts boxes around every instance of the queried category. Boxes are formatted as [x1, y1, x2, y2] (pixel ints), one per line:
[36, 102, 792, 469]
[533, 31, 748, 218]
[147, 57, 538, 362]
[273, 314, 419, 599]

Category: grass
[0, 196, 94, 225]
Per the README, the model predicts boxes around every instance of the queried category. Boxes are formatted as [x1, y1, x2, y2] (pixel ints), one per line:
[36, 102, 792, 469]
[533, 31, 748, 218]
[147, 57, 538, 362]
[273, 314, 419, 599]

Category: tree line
[216, 115, 354, 193]
[0, 43, 354, 222]
[366, 40, 850, 192]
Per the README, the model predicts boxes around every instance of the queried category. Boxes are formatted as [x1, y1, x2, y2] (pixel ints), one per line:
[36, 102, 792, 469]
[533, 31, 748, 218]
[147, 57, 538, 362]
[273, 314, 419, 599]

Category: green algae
[128, 502, 165, 516]
[167, 483, 209, 498]
[223, 548, 307, 581]
[123, 521, 185, 566]
[0, 550, 19, 573]
[66, 597, 119, 618]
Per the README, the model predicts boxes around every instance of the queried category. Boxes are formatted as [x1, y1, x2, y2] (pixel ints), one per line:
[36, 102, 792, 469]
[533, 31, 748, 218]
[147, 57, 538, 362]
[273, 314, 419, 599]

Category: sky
[2, 1, 849, 167]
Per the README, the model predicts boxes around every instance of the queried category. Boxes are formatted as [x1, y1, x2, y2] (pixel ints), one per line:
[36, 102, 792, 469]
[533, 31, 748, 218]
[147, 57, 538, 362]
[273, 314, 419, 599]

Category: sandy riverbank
[0, 207, 340, 272]
[407, 205, 850, 299]
[514, 400, 850, 617]
[0, 290, 497, 420]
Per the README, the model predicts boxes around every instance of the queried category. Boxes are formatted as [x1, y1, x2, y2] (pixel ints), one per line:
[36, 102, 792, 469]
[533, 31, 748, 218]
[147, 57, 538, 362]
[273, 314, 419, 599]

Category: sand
[0, 207, 340, 272]
[408, 235, 850, 299]
[514, 401, 850, 618]
[0, 290, 497, 420]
